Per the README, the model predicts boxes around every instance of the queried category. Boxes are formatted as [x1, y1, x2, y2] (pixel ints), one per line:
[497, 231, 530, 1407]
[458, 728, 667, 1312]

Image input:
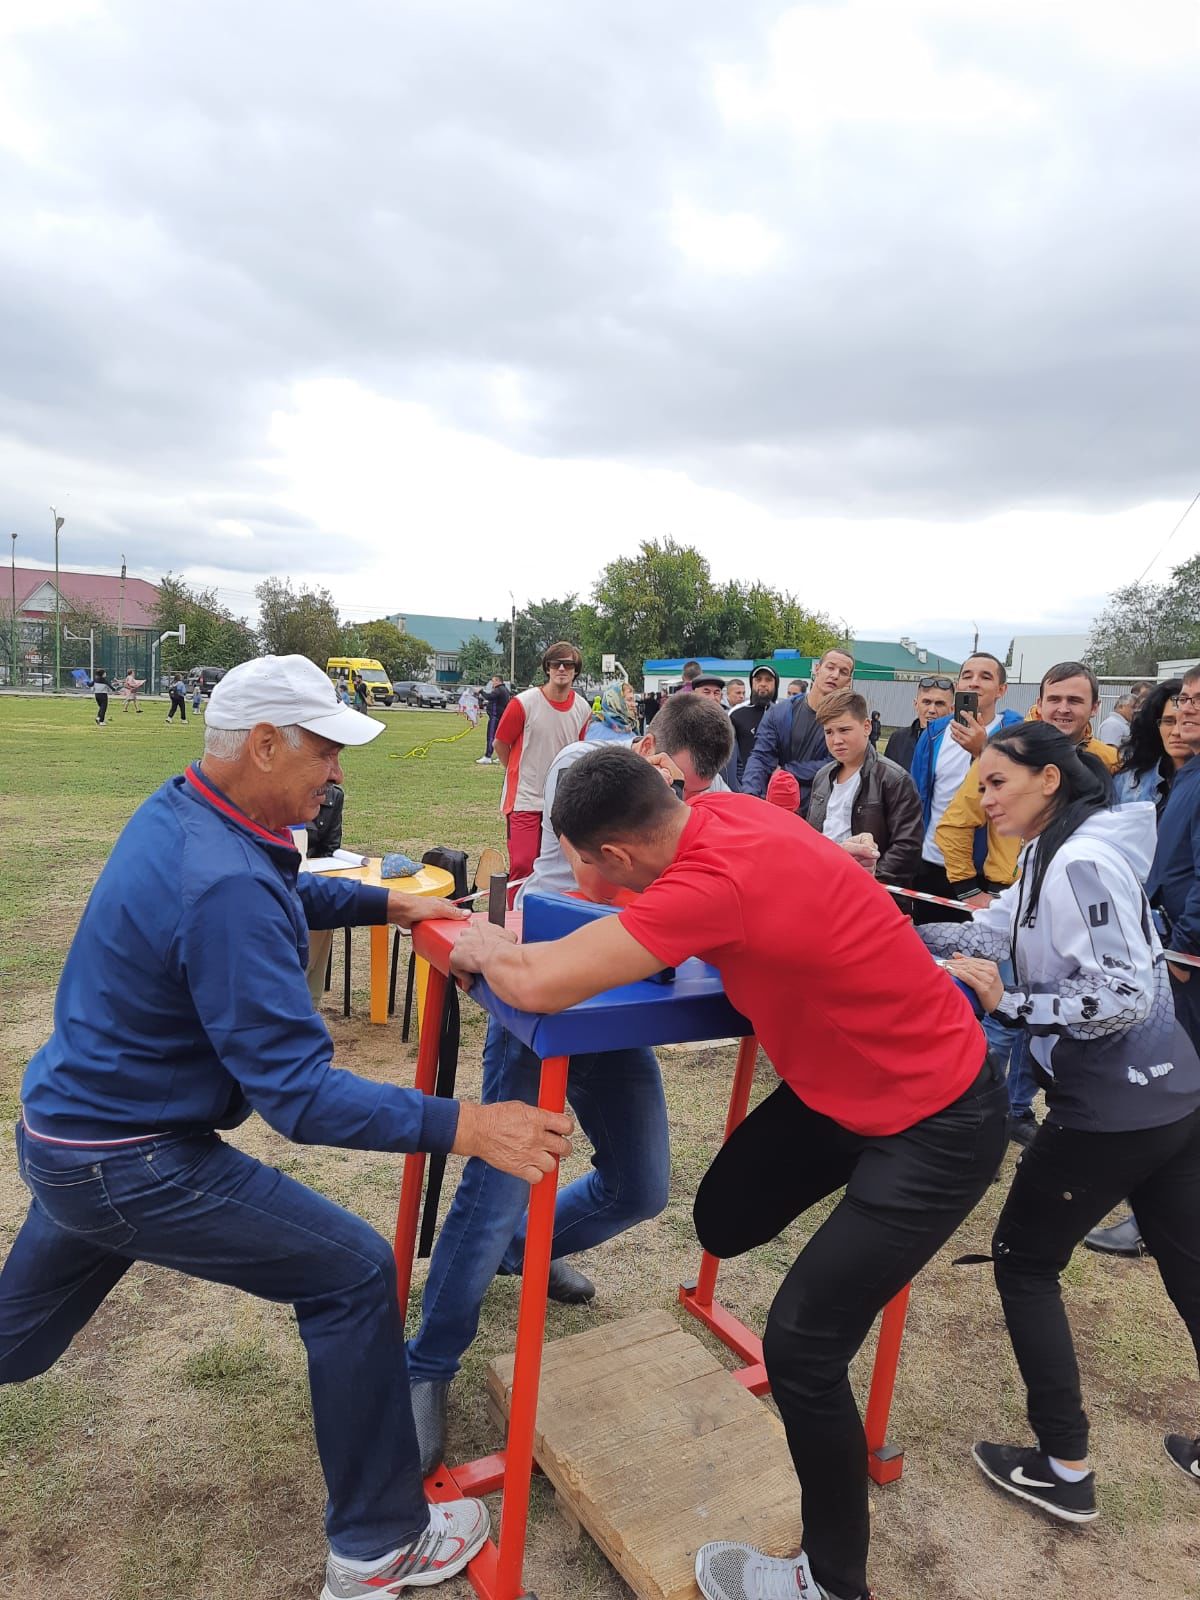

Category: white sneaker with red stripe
[320, 1499, 489, 1595]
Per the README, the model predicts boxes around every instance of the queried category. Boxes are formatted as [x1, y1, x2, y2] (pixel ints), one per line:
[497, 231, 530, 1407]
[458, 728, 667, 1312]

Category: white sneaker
[321, 1498, 490, 1595]
[695, 1541, 828, 1600]
[475, 755, 492, 764]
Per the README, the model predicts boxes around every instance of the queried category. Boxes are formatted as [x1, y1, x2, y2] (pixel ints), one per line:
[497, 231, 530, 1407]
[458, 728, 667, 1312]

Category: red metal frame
[677, 1034, 912, 1484]
[393, 955, 567, 1600]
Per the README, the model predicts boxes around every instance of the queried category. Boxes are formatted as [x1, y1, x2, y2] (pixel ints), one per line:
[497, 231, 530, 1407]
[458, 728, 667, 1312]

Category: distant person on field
[480, 673, 510, 764]
[493, 641, 591, 887]
[883, 676, 955, 772]
[304, 781, 346, 1007]
[191, 679, 203, 716]
[121, 669, 143, 713]
[166, 675, 188, 722]
[0, 655, 568, 1596]
[1096, 694, 1135, 749]
[869, 710, 882, 747]
[91, 668, 109, 725]
[353, 674, 369, 712]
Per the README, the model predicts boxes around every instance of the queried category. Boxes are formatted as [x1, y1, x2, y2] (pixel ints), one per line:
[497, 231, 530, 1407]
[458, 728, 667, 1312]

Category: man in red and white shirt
[450, 745, 1008, 1600]
[493, 641, 591, 885]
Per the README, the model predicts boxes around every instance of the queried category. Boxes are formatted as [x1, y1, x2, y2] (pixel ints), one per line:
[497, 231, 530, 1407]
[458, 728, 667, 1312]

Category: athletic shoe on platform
[1008, 1111, 1038, 1148]
[972, 1441, 1097, 1523]
[1164, 1432, 1200, 1485]
[321, 1498, 489, 1595]
[1084, 1214, 1147, 1257]
[411, 1378, 451, 1476]
[696, 1541, 832, 1599]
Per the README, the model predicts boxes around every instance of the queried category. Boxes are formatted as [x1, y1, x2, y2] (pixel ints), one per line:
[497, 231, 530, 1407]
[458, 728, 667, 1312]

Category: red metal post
[493, 1053, 570, 1600]
[394, 963, 449, 1323]
[863, 1283, 911, 1485]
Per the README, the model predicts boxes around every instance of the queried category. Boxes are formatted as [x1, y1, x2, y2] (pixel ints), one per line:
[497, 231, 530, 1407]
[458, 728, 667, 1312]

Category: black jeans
[992, 1106, 1200, 1460]
[94, 691, 108, 723]
[694, 1061, 1007, 1600]
[167, 691, 187, 720]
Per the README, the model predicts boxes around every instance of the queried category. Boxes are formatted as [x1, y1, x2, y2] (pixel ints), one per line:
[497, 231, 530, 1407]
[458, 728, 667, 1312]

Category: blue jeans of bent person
[0, 1123, 427, 1562]
[407, 1016, 670, 1383]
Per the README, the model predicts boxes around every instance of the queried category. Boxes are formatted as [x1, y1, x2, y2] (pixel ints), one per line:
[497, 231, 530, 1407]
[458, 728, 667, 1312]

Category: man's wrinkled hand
[453, 1100, 575, 1184]
[449, 920, 519, 984]
[387, 891, 471, 929]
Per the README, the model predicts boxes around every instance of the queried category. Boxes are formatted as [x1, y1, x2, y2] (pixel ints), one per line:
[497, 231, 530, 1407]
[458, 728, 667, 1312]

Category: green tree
[151, 574, 258, 680]
[338, 618, 434, 680]
[255, 577, 343, 666]
[1085, 575, 1197, 677]
[590, 540, 716, 680]
[496, 595, 583, 685]
[457, 634, 500, 684]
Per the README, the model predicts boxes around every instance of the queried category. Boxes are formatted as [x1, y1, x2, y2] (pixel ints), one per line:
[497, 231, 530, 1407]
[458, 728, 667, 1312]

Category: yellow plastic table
[312, 860, 455, 1024]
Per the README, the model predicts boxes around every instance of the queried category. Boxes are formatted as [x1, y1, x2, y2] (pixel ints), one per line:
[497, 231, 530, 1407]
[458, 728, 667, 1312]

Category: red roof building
[9, 565, 161, 630]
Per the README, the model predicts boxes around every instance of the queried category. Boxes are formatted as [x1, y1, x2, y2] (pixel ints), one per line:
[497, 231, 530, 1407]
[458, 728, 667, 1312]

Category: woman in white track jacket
[919, 720, 1200, 1524]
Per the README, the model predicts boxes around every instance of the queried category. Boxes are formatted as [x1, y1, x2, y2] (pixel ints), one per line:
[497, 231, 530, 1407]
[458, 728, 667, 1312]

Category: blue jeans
[0, 1124, 426, 1562]
[1005, 1031, 1037, 1119]
[407, 1017, 669, 1382]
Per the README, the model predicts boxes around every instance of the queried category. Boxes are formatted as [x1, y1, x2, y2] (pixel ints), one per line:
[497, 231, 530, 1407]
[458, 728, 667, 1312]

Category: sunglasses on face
[918, 677, 954, 691]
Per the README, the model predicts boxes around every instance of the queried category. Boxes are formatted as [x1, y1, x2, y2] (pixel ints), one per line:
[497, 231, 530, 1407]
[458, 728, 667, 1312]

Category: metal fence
[0, 620, 158, 691]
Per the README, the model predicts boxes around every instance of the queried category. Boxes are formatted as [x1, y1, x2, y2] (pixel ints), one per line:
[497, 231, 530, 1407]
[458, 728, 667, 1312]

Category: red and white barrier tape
[883, 882, 1200, 970]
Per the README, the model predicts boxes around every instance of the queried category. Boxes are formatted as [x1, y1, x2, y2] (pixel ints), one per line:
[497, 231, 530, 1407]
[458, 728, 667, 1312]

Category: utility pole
[971, 620, 980, 655]
[51, 506, 65, 690]
[9, 532, 17, 686]
[118, 552, 127, 635]
[509, 593, 517, 684]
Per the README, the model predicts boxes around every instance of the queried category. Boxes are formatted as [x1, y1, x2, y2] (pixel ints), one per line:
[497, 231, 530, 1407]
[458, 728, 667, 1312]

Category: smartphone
[954, 690, 979, 726]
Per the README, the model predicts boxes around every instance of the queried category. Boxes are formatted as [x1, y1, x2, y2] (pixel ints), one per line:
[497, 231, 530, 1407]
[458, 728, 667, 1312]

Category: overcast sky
[2, 0, 1197, 662]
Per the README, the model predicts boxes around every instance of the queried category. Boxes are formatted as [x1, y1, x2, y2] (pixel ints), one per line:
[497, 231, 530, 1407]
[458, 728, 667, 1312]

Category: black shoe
[410, 1378, 450, 1476]
[972, 1442, 1097, 1523]
[1008, 1112, 1038, 1148]
[497, 1257, 596, 1304]
[1084, 1214, 1147, 1258]
[547, 1258, 595, 1304]
[1164, 1432, 1200, 1485]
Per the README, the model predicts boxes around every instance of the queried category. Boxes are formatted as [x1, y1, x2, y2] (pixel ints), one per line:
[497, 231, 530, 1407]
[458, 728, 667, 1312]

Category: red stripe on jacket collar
[184, 764, 295, 848]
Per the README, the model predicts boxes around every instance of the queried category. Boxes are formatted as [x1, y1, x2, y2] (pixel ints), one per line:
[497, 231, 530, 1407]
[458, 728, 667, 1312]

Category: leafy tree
[496, 595, 584, 685]
[255, 577, 342, 666]
[338, 619, 434, 681]
[1085, 570, 1199, 678]
[151, 573, 258, 679]
[457, 634, 501, 684]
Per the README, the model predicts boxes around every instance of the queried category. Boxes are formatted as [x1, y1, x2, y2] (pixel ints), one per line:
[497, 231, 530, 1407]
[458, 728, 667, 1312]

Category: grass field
[1, 695, 1198, 1600]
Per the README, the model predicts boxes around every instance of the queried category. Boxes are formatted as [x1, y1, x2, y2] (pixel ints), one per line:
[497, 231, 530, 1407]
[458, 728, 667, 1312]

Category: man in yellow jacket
[936, 661, 1120, 906]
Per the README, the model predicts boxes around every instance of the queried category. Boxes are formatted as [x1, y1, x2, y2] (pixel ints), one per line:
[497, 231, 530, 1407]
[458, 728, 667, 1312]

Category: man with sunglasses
[494, 641, 591, 885]
[883, 676, 955, 772]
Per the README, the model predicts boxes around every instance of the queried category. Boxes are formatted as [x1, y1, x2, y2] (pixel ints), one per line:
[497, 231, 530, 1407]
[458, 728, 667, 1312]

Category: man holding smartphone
[908, 653, 1022, 915]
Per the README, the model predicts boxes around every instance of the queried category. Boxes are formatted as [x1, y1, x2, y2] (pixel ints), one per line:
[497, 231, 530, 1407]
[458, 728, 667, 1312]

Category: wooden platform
[486, 1309, 800, 1600]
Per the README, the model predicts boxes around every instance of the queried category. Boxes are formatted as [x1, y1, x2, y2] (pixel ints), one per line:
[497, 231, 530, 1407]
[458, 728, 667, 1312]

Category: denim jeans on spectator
[407, 1016, 669, 1383]
[0, 1123, 427, 1562]
[1004, 1030, 1037, 1119]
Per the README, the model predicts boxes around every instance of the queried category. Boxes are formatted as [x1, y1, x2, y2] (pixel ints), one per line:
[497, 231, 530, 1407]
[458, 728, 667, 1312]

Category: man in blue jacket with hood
[909, 652, 1023, 911]
[740, 648, 856, 812]
[0, 655, 572, 1599]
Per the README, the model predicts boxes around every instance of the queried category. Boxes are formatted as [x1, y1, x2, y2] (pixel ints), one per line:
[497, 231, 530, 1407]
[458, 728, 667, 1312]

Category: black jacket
[730, 668, 780, 774]
[306, 784, 344, 857]
[805, 746, 924, 885]
[884, 719, 921, 773]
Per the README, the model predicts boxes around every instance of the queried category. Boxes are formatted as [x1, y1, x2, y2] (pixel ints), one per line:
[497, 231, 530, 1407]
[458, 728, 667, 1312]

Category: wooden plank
[487, 1312, 800, 1600]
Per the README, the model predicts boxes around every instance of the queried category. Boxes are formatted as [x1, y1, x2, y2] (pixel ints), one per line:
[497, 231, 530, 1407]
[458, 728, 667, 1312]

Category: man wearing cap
[0, 654, 573, 1599]
[689, 675, 742, 791]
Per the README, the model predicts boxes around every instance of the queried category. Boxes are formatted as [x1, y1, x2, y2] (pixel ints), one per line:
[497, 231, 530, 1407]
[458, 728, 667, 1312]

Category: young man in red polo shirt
[450, 745, 1007, 1600]
[494, 641, 591, 885]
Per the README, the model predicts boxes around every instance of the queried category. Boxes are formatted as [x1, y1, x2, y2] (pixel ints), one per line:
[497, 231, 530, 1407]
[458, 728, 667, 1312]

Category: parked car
[391, 680, 417, 702]
[404, 682, 449, 709]
[186, 665, 227, 697]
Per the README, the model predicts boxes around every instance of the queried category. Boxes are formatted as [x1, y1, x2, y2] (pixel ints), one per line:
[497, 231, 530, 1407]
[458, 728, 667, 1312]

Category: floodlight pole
[51, 507, 64, 690]
[508, 591, 517, 684]
[9, 532, 16, 686]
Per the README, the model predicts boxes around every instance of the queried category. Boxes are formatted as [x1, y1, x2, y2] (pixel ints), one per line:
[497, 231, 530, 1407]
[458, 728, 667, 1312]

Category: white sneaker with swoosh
[972, 1441, 1098, 1523]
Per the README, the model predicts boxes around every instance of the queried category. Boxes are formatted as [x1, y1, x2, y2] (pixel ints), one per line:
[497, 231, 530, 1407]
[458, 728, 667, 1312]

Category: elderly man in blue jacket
[0, 655, 572, 1600]
[740, 648, 855, 811]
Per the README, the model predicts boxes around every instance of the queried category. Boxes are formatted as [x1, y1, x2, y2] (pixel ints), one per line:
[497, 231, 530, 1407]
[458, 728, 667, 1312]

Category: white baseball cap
[206, 655, 385, 747]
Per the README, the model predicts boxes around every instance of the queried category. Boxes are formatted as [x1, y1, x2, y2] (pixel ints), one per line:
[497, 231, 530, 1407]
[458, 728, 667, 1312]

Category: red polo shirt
[619, 792, 984, 1136]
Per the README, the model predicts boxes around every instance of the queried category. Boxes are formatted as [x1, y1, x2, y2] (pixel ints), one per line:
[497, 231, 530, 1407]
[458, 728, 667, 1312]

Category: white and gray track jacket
[920, 804, 1200, 1132]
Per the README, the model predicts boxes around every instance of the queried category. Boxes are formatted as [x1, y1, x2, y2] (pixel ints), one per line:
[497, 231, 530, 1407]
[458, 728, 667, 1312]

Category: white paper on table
[301, 849, 370, 873]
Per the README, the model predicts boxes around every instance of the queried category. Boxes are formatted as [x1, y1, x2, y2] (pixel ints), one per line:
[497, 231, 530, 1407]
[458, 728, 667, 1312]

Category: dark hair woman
[918, 720, 1200, 1522]
[1113, 678, 1187, 811]
[93, 667, 109, 725]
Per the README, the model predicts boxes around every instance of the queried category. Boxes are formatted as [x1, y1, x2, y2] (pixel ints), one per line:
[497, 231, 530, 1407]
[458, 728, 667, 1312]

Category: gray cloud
[0, 0, 1196, 581]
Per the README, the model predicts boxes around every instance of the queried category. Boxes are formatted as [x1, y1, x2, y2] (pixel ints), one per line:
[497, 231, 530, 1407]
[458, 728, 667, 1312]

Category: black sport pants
[992, 1105, 1200, 1461]
[694, 1060, 1007, 1600]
